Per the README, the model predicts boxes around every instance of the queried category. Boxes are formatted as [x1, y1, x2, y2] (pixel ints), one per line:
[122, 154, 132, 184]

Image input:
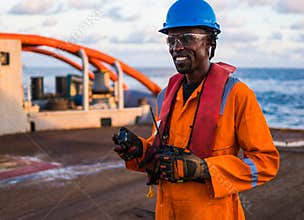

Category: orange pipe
[23, 47, 129, 90]
[0, 33, 161, 96]
[23, 47, 128, 90]
[23, 47, 95, 80]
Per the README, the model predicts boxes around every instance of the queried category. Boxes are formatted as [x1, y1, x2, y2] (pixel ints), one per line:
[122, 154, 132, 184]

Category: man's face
[167, 27, 210, 74]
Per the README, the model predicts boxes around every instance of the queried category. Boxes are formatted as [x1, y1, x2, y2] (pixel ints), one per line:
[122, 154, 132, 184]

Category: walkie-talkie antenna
[137, 106, 164, 169]
[149, 105, 164, 147]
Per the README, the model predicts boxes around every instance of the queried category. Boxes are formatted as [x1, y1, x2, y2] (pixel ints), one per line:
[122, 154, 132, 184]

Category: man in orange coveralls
[113, 0, 280, 219]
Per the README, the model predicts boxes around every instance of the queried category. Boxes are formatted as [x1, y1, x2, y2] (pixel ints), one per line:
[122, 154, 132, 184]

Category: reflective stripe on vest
[157, 76, 240, 117]
[220, 77, 240, 115]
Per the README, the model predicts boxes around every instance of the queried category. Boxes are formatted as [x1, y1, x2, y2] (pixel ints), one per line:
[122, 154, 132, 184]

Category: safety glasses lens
[166, 36, 175, 46]
[180, 34, 196, 45]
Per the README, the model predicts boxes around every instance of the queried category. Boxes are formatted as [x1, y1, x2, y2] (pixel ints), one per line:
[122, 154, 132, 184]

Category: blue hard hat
[159, 0, 221, 34]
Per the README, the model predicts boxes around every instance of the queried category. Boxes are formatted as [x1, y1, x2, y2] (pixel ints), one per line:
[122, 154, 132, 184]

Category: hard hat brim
[159, 24, 221, 35]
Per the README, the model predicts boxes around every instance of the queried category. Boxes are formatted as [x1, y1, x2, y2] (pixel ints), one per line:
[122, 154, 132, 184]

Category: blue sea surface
[23, 66, 304, 129]
[234, 68, 304, 129]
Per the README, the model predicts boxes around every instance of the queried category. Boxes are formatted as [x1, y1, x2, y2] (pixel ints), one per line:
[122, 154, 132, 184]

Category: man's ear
[202, 41, 211, 56]
[202, 37, 212, 50]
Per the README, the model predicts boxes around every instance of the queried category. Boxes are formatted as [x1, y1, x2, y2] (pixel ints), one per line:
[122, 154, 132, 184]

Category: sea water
[23, 66, 304, 129]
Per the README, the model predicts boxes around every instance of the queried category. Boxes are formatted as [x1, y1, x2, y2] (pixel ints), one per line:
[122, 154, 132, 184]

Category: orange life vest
[153, 62, 236, 158]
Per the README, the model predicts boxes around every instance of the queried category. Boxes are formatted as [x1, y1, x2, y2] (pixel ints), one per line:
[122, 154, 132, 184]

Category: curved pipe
[23, 46, 95, 80]
[22, 47, 128, 89]
[0, 33, 161, 96]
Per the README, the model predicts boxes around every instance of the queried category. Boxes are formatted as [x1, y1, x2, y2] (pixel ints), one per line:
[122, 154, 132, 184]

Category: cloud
[212, 0, 276, 11]
[219, 15, 246, 29]
[105, 6, 139, 22]
[9, 0, 62, 15]
[291, 22, 304, 30]
[103, 44, 171, 68]
[212, 1, 235, 11]
[292, 47, 304, 55]
[271, 32, 282, 40]
[221, 30, 259, 43]
[18, 25, 41, 34]
[68, 0, 105, 10]
[68, 0, 139, 21]
[295, 34, 304, 42]
[276, 0, 304, 14]
[110, 30, 160, 44]
[245, 0, 276, 6]
[218, 0, 304, 14]
[42, 17, 58, 27]
[78, 33, 106, 45]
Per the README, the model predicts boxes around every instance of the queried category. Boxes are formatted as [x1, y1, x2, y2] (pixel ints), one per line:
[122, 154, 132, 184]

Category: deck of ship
[0, 125, 303, 220]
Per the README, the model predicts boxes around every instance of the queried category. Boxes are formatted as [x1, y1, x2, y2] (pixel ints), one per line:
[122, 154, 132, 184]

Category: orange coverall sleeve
[205, 83, 280, 198]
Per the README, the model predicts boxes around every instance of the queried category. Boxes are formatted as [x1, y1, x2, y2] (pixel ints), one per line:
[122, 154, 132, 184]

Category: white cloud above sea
[219, 15, 246, 29]
[78, 33, 107, 45]
[276, 0, 304, 14]
[221, 30, 259, 44]
[295, 34, 304, 42]
[292, 47, 304, 56]
[9, 0, 62, 15]
[104, 6, 140, 22]
[245, 0, 276, 7]
[1, 0, 304, 68]
[110, 29, 161, 44]
[68, 0, 106, 10]
[214, 0, 304, 14]
[271, 32, 282, 40]
[42, 17, 58, 27]
[290, 21, 304, 30]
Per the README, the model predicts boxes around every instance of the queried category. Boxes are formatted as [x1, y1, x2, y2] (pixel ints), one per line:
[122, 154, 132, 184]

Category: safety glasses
[166, 33, 209, 48]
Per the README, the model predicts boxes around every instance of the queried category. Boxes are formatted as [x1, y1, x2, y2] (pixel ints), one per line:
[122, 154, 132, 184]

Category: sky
[0, 0, 304, 68]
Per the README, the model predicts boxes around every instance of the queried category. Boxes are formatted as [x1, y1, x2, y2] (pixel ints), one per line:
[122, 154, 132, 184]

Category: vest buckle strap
[162, 135, 168, 141]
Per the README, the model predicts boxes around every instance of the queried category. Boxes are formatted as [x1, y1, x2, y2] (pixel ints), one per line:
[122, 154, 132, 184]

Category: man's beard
[175, 61, 192, 74]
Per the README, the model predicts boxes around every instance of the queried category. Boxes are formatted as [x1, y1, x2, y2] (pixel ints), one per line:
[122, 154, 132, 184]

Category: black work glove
[157, 146, 210, 183]
[112, 127, 143, 161]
